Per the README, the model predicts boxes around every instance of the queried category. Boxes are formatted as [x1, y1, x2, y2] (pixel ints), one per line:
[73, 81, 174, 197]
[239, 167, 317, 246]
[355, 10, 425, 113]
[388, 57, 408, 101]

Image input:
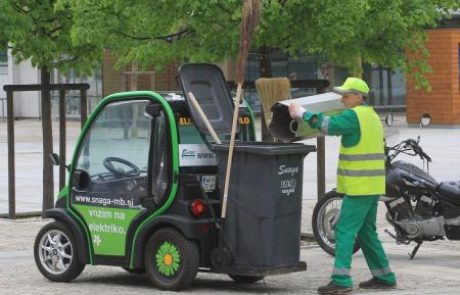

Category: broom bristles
[255, 77, 291, 126]
[235, 0, 261, 84]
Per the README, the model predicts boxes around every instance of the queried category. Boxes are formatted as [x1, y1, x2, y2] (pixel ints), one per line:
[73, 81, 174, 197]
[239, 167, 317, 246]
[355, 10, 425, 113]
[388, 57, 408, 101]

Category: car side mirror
[417, 113, 431, 144]
[72, 170, 91, 191]
[420, 113, 431, 127]
[50, 153, 60, 166]
[50, 153, 70, 171]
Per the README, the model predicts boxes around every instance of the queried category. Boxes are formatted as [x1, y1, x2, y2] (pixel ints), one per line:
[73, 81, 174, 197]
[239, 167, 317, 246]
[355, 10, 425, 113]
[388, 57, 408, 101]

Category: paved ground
[1, 216, 460, 294]
[2, 114, 460, 294]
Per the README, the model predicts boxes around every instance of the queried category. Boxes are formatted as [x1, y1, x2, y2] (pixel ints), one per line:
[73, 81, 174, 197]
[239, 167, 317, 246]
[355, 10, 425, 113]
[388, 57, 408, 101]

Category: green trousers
[332, 195, 396, 287]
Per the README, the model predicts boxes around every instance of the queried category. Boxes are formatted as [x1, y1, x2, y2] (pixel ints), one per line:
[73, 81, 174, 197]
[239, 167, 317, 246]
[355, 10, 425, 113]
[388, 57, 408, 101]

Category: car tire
[34, 221, 85, 282]
[144, 228, 199, 290]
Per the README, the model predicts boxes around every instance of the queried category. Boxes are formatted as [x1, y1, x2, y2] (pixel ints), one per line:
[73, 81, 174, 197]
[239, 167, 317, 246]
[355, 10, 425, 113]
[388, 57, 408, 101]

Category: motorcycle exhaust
[269, 92, 345, 142]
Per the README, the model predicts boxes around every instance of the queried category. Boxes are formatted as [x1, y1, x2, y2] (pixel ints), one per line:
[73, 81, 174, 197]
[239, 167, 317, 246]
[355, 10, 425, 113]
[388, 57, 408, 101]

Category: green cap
[333, 77, 369, 96]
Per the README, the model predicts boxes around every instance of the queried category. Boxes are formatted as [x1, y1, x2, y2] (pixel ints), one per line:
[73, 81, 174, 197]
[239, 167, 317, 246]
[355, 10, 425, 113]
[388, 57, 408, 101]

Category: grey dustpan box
[269, 92, 345, 142]
[179, 63, 239, 139]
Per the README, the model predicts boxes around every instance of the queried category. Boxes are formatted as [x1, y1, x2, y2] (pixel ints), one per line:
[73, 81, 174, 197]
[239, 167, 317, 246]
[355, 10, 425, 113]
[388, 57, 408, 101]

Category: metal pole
[41, 68, 54, 216]
[378, 66, 384, 106]
[317, 137, 326, 199]
[387, 69, 393, 106]
[59, 90, 66, 190]
[3, 83, 89, 218]
[6, 90, 15, 218]
[316, 84, 327, 200]
[80, 89, 87, 127]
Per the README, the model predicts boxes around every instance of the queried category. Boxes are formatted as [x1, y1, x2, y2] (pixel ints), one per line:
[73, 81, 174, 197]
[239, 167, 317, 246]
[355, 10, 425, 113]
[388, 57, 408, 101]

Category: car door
[69, 98, 171, 259]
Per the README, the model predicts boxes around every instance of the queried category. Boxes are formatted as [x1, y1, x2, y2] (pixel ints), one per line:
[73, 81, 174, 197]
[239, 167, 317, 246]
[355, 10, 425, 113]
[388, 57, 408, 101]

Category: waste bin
[212, 142, 315, 270]
[270, 92, 344, 142]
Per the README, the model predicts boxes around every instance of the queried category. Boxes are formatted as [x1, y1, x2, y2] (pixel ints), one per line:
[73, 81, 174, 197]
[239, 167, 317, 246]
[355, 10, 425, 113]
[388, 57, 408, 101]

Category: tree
[64, 0, 458, 88]
[63, 0, 458, 142]
[0, 1, 102, 73]
[0, 0, 103, 212]
[281, 0, 460, 88]
[60, 0, 243, 70]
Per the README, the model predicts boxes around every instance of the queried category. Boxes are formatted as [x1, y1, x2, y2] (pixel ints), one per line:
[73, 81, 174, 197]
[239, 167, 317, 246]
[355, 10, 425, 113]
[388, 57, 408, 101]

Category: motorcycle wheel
[312, 190, 361, 256]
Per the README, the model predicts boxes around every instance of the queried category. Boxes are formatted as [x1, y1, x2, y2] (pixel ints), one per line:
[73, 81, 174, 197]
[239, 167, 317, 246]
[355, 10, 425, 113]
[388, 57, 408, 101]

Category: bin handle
[187, 92, 221, 144]
[221, 84, 243, 218]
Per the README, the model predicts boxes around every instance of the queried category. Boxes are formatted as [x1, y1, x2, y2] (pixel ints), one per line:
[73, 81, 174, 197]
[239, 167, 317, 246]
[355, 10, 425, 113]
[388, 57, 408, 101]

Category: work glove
[288, 103, 306, 120]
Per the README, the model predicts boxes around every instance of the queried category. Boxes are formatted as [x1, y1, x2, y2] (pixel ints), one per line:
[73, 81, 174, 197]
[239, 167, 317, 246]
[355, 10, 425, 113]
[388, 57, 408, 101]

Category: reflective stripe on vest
[337, 169, 385, 177]
[339, 153, 385, 161]
[336, 105, 386, 195]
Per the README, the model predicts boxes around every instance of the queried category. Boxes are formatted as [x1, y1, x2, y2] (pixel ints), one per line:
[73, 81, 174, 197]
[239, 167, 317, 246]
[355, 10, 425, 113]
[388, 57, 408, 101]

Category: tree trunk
[41, 67, 54, 216]
[352, 56, 363, 78]
[258, 46, 274, 142]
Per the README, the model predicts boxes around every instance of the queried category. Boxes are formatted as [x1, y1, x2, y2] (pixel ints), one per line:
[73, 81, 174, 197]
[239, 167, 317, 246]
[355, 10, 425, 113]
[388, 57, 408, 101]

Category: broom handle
[188, 92, 221, 144]
[221, 83, 243, 218]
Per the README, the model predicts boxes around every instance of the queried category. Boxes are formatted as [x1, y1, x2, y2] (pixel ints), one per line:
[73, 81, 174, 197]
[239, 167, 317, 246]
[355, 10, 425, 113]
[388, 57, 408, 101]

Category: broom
[255, 77, 291, 128]
[221, 0, 261, 219]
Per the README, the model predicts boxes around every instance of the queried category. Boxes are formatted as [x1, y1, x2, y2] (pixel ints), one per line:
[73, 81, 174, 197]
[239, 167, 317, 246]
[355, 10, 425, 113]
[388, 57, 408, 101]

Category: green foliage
[284, 0, 459, 87]
[0, 0, 102, 73]
[2, 0, 459, 88]
[59, 0, 243, 70]
[64, 0, 459, 89]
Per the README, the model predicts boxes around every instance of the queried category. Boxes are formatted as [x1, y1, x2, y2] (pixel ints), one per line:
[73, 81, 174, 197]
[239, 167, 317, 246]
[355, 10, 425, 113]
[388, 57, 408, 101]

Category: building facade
[2, 22, 459, 124]
[0, 49, 102, 119]
[406, 28, 460, 125]
[0, 49, 41, 118]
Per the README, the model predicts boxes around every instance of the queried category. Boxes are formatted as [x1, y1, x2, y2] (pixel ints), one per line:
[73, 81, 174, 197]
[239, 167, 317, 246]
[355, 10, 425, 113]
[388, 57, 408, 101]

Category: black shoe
[359, 278, 396, 289]
[317, 281, 353, 294]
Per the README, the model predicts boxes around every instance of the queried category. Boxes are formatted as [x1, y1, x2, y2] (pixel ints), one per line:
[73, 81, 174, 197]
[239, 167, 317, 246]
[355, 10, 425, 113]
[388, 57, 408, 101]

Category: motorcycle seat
[438, 181, 460, 205]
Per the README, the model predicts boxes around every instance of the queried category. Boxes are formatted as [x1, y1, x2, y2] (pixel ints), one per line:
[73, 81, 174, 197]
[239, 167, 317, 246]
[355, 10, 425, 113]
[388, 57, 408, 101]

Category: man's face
[341, 92, 363, 108]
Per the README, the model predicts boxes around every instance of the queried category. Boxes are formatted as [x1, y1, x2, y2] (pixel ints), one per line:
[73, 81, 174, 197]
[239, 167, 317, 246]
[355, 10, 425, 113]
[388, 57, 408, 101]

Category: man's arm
[289, 104, 359, 136]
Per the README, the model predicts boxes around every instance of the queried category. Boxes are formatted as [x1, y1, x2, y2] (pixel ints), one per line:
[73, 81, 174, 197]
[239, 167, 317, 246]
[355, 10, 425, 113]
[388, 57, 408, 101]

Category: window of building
[50, 67, 103, 117]
[0, 50, 7, 64]
[243, 50, 322, 113]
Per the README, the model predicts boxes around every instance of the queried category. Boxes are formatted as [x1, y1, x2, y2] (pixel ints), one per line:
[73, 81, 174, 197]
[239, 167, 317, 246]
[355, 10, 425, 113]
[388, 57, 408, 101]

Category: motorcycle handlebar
[419, 149, 432, 162]
[387, 139, 431, 162]
[407, 139, 432, 162]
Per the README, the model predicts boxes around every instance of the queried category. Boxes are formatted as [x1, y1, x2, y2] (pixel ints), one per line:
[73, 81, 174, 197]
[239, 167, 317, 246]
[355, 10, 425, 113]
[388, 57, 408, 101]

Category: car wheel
[34, 221, 85, 282]
[144, 228, 199, 290]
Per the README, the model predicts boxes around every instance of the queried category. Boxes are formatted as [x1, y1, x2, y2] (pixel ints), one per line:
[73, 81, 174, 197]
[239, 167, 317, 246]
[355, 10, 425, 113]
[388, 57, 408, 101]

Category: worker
[289, 77, 397, 294]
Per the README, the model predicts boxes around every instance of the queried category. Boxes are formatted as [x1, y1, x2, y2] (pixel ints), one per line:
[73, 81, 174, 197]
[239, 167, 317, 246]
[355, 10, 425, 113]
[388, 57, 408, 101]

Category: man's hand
[289, 103, 306, 120]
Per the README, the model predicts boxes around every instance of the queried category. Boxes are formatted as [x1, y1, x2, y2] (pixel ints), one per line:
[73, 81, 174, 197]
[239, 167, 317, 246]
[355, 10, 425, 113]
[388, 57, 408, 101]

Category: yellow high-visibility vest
[336, 105, 385, 195]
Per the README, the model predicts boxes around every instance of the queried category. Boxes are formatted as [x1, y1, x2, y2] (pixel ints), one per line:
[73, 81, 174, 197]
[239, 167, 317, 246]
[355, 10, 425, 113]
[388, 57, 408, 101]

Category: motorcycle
[312, 115, 460, 259]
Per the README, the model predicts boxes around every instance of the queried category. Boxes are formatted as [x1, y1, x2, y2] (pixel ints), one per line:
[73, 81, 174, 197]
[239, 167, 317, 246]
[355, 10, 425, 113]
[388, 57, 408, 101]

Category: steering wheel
[103, 157, 140, 178]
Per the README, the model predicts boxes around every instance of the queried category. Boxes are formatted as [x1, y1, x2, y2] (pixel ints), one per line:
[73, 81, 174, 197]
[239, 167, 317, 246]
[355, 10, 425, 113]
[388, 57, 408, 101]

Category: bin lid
[179, 63, 239, 141]
[211, 142, 316, 155]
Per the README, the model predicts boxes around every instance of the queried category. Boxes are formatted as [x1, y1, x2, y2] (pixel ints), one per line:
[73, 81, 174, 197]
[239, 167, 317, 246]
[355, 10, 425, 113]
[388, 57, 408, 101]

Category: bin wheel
[144, 228, 199, 291]
[229, 274, 264, 284]
[34, 221, 85, 282]
[210, 247, 232, 267]
[312, 191, 360, 256]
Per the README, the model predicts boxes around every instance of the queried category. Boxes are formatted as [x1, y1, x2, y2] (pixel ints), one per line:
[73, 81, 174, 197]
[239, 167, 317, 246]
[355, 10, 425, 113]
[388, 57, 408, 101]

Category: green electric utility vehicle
[34, 63, 314, 291]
